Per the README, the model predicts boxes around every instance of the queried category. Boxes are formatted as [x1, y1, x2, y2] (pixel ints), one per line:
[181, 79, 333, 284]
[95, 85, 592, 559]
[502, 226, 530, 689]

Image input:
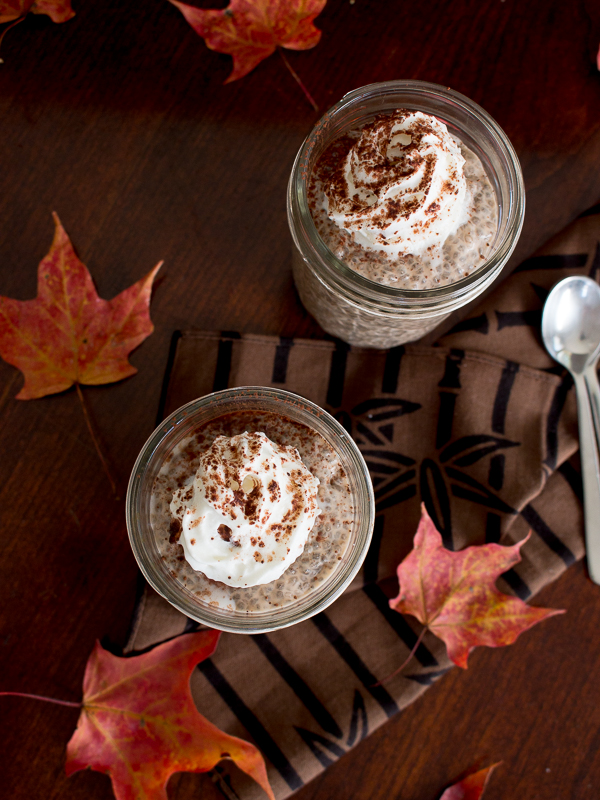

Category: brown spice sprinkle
[267, 479, 280, 503]
[241, 483, 262, 522]
[218, 524, 233, 542]
[314, 109, 461, 240]
[169, 519, 182, 544]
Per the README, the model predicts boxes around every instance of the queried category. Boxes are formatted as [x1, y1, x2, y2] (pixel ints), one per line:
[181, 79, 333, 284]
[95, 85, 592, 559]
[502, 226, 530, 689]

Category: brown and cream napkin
[127, 205, 600, 799]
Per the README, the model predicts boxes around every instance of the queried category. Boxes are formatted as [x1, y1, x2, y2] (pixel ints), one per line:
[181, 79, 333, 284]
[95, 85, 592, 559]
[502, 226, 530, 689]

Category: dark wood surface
[1, 1, 600, 798]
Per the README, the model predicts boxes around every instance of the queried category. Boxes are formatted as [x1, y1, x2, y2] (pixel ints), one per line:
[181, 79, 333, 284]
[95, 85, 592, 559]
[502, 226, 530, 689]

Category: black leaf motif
[446, 466, 516, 514]
[404, 667, 453, 686]
[360, 450, 416, 467]
[356, 421, 384, 445]
[364, 461, 401, 476]
[346, 690, 368, 747]
[376, 483, 417, 512]
[439, 434, 520, 466]
[352, 397, 422, 421]
[295, 727, 345, 769]
[378, 423, 394, 442]
[374, 469, 417, 501]
[360, 447, 418, 511]
[454, 443, 518, 468]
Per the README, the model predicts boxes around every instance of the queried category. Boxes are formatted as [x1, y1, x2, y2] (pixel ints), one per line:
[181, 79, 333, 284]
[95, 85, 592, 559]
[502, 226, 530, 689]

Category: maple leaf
[0, 0, 74, 24]
[389, 504, 565, 668]
[66, 631, 276, 800]
[169, 0, 327, 83]
[439, 763, 501, 800]
[0, 213, 161, 400]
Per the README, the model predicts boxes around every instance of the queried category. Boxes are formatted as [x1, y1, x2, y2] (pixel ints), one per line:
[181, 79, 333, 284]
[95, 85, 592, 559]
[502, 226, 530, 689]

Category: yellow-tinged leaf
[66, 632, 275, 800]
[0, 213, 161, 399]
[390, 504, 565, 668]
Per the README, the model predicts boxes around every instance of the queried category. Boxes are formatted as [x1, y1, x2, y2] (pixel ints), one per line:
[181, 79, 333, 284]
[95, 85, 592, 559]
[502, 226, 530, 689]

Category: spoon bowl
[542, 276, 600, 372]
[542, 275, 600, 585]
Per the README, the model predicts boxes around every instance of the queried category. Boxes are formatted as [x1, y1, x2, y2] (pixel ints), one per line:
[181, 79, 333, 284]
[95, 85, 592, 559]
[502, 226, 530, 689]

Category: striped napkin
[127, 205, 600, 799]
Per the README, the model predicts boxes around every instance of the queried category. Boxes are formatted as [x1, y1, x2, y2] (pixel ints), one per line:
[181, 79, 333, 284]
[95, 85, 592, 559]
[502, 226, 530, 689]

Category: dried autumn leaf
[66, 631, 275, 800]
[169, 0, 327, 82]
[0, 213, 161, 400]
[390, 504, 565, 668]
[0, 0, 74, 24]
[440, 763, 501, 800]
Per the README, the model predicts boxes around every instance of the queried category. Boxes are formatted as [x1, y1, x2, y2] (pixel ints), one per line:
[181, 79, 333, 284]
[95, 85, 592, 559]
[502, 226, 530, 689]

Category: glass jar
[126, 387, 375, 634]
[287, 80, 525, 348]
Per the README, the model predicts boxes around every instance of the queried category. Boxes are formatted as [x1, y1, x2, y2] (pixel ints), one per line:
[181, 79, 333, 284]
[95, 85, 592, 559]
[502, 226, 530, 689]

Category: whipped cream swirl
[324, 110, 469, 257]
[170, 431, 320, 588]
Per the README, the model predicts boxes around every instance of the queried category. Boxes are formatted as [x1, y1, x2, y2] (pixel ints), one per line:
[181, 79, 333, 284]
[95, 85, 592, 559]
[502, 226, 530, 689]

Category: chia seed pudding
[151, 410, 354, 614]
[287, 81, 525, 349]
[308, 122, 498, 291]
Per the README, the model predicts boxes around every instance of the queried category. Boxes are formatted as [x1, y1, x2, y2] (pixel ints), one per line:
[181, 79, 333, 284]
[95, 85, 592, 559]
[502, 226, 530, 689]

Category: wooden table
[1, 1, 600, 798]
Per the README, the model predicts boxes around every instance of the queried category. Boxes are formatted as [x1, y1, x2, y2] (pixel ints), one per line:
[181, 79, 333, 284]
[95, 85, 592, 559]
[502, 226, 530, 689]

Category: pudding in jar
[288, 80, 525, 348]
[126, 388, 375, 633]
[152, 413, 353, 613]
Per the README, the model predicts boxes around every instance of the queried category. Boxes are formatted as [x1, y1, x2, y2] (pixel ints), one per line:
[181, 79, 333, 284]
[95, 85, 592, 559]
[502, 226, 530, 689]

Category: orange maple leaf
[0, 213, 161, 400]
[0, 0, 74, 24]
[439, 763, 502, 800]
[390, 505, 565, 668]
[66, 631, 275, 800]
[169, 0, 327, 82]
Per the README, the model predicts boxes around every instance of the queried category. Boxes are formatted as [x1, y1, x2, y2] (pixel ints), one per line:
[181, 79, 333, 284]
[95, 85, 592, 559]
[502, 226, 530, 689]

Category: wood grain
[0, 1, 599, 798]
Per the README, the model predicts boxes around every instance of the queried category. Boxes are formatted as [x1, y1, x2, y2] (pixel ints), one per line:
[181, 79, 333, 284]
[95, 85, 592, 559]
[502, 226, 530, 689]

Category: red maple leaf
[0, 213, 161, 400]
[390, 505, 565, 668]
[439, 763, 501, 800]
[0, 0, 74, 24]
[169, 0, 327, 82]
[66, 631, 275, 800]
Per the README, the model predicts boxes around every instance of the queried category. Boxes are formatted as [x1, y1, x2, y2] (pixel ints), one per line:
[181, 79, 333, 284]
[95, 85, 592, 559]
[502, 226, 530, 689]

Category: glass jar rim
[126, 386, 375, 633]
[288, 79, 525, 305]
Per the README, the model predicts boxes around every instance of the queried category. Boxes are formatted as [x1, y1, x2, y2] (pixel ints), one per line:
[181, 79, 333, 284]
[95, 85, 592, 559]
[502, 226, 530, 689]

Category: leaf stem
[76, 383, 120, 499]
[375, 625, 428, 686]
[0, 15, 26, 62]
[277, 48, 318, 112]
[0, 691, 80, 709]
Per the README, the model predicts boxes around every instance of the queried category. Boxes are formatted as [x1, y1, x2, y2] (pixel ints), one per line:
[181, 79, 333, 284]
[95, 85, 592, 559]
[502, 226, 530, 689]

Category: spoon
[542, 276, 600, 584]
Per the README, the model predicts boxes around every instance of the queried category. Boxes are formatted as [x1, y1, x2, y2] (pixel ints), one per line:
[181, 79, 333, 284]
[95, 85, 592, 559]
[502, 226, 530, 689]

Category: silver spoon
[542, 275, 600, 584]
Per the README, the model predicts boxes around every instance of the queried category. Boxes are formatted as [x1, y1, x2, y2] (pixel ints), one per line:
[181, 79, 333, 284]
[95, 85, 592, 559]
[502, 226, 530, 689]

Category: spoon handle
[586, 363, 600, 435]
[575, 368, 600, 584]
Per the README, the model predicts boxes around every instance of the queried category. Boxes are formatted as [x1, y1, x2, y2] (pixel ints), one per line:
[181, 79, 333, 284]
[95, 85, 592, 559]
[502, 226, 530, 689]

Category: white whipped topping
[324, 110, 469, 257]
[170, 431, 320, 588]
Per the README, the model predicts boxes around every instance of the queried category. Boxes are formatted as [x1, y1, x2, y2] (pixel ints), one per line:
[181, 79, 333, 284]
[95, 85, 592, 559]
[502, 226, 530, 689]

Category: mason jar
[287, 80, 525, 348]
[126, 387, 375, 634]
